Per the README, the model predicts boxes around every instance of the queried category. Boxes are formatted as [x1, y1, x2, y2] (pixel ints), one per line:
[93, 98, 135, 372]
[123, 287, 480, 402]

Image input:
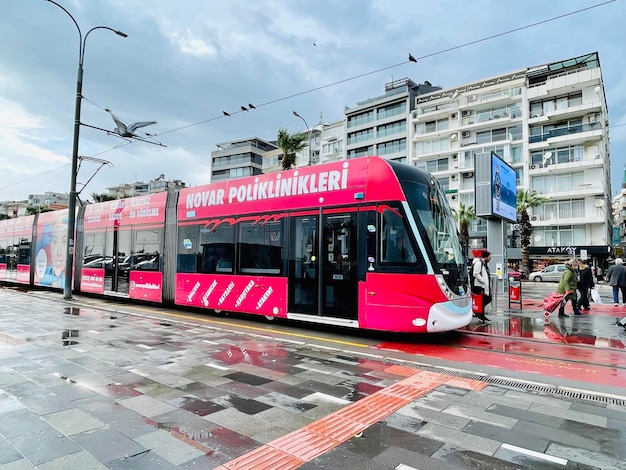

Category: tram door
[288, 213, 319, 314]
[104, 227, 131, 294]
[321, 211, 357, 319]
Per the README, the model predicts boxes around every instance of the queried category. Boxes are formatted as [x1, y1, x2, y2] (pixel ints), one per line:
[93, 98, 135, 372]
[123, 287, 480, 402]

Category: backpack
[469, 259, 482, 288]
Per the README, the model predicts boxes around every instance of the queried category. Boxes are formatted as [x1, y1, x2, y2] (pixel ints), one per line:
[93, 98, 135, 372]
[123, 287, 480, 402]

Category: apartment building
[344, 78, 441, 163]
[410, 52, 612, 269]
[106, 175, 186, 199]
[611, 166, 626, 258]
[210, 138, 275, 182]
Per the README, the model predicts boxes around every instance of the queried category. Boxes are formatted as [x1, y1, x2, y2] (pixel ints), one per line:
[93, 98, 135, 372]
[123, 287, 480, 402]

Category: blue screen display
[491, 152, 516, 223]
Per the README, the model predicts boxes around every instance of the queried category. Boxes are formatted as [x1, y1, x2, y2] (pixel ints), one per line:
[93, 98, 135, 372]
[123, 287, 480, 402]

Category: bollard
[508, 278, 522, 309]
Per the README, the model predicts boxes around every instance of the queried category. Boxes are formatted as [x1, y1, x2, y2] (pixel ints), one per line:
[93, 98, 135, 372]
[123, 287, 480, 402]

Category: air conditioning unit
[461, 110, 471, 117]
[450, 113, 457, 119]
[530, 164, 536, 169]
[461, 131, 471, 138]
[531, 216, 538, 221]
[463, 172, 474, 178]
[451, 195, 457, 200]
[450, 133, 458, 141]
[451, 174, 457, 180]
[452, 153, 458, 160]
[513, 224, 520, 230]
[468, 94, 477, 102]
[531, 114, 539, 118]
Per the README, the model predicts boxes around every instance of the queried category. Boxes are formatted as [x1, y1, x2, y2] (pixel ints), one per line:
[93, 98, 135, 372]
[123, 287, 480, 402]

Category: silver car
[528, 264, 566, 282]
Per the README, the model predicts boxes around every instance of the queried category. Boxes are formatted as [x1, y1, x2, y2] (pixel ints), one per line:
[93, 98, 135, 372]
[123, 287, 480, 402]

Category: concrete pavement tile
[44, 408, 106, 436]
[571, 401, 626, 422]
[192, 426, 261, 459]
[36, 450, 109, 470]
[0, 459, 35, 470]
[463, 420, 550, 453]
[117, 394, 177, 418]
[299, 446, 384, 470]
[486, 403, 566, 428]
[416, 422, 501, 456]
[8, 431, 81, 466]
[502, 390, 573, 409]
[431, 443, 525, 469]
[204, 407, 273, 437]
[250, 425, 291, 444]
[374, 446, 461, 470]
[178, 451, 230, 469]
[345, 422, 441, 457]
[382, 412, 427, 434]
[300, 402, 344, 420]
[105, 451, 181, 470]
[254, 407, 314, 431]
[0, 394, 25, 415]
[255, 391, 317, 414]
[443, 403, 518, 429]
[71, 427, 148, 462]
[511, 420, 602, 452]
[547, 442, 626, 470]
[134, 429, 206, 465]
[168, 395, 225, 416]
[396, 402, 471, 430]
[528, 402, 608, 427]
[0, 437, 22, 465]
[0, 409, 53, 439]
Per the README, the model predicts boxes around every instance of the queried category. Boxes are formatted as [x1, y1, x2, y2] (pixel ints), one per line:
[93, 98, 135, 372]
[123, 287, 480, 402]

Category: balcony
[529, 122, 602, 145]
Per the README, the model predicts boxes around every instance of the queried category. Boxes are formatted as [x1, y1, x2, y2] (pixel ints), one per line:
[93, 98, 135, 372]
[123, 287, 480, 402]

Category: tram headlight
[435, 274, 453, 299]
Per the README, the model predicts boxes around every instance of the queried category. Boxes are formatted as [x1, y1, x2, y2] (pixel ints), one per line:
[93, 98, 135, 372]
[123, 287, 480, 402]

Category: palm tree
[451, 202, 476, 258]
[277, 128, 307, 170]
[516, 189, 548, 275]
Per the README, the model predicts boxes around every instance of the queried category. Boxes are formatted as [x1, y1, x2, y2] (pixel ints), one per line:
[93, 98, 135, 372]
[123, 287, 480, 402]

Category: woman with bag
[576, 261, 594, 311]
[557, 259, 581, 317]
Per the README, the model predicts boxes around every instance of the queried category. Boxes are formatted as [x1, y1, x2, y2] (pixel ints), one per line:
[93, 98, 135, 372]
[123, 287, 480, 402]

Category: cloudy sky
[0, 0, 624, 202]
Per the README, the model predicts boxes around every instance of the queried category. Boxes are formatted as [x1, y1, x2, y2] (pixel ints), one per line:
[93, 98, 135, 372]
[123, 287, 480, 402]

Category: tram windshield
[395, 170, 468, 294]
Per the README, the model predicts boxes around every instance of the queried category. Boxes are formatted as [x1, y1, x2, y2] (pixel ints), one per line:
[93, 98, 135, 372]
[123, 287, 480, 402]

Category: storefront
[529, 245, 612, 272]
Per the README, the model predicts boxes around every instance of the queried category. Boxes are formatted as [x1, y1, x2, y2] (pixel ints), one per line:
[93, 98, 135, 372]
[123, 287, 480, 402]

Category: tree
[516, 189, 548, 275]
[277, 128, 307, 170]
[91, 192, 117, 203]
[451, 202, 476, 258]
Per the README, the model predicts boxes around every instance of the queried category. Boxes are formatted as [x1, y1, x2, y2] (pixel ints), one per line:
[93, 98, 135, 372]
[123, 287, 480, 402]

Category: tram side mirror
[368, 256, 375, 271]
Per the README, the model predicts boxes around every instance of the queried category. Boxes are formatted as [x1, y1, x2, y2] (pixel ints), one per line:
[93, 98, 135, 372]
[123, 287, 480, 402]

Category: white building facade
[410, 52, 612, 269]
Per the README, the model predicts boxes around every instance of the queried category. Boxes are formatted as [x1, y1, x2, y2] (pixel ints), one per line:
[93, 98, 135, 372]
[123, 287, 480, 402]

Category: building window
[347, 110, 375, 128]
[378, 102, 406, 120]
[378, 120, 407, 138]
[415, 118, 448, 136]
[347, 128, 374, 145]
[414, 137, 451, 155]
[377, 138, 406, 156]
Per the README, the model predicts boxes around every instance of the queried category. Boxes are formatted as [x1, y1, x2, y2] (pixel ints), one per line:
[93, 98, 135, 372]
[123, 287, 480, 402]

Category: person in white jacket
[471, 250, 492, 322]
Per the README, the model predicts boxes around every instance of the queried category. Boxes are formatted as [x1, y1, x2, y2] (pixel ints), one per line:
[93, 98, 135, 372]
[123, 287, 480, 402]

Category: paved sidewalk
[1, 288, 625, 469]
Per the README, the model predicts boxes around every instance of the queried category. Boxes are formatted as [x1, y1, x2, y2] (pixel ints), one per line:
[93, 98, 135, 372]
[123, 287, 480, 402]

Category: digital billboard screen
[491, 152, 517, 223]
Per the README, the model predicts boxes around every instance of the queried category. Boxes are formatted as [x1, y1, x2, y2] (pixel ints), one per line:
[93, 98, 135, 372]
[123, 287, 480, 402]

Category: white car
[528, 264, 566, 282]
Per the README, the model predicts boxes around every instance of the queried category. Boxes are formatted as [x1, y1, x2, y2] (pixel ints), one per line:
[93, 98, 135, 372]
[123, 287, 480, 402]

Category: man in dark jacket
[606, 258, 626, 306]
[576, 261, 594, 311]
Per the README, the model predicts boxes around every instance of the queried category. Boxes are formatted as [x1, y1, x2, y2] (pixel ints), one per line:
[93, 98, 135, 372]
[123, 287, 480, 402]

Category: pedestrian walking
[576, 261, 594, 311]
[471, 250, 492, 322]
[556, 258, 580, 317]
[606, 258, 626, 306]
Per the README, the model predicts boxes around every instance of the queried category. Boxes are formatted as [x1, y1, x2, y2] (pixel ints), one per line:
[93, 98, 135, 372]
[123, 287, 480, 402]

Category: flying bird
[248, 103, 256, 109]
[408, 53, 417, 63]
[105, 108, 156, 138]
[223, 111, 231, 116]
[241, 106, 248, 112]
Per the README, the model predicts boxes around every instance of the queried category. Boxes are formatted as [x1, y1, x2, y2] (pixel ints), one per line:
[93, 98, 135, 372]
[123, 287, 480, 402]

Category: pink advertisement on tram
[34, 210, 69, 289]
[175, 273, 287, 317]
[178, 158, 405, 222]
[129, 271, 162, 302]
[83, 192, 167, 230]
[80, 268, 105, 294]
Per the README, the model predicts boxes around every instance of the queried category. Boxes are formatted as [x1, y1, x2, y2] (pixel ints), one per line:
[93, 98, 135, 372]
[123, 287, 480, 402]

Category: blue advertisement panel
[491, 152, 517, 223]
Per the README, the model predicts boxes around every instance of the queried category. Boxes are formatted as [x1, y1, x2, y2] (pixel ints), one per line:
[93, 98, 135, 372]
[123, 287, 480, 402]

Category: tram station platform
[0, 286, 625, 469]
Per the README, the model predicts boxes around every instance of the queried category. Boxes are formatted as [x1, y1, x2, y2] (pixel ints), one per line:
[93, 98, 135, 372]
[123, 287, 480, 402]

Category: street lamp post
[45, 0, 127, 299]
[292, 111, 312, 166]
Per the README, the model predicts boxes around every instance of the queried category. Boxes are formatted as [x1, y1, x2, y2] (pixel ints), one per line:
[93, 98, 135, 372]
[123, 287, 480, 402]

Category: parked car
[507, 268, 523, 281]
[528, 264, 566, 282]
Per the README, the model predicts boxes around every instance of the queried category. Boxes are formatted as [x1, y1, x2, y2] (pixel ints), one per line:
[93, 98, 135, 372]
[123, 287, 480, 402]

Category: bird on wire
[408, 53, 417, 63]
[241, 106, 248, 112]
[248, 103, 256, 109]
[223, 111, 231, 116]
[105, 108, 156, 138]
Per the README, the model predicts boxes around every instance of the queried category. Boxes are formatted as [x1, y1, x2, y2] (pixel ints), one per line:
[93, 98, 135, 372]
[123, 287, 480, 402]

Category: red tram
[0, 157, 471, 333]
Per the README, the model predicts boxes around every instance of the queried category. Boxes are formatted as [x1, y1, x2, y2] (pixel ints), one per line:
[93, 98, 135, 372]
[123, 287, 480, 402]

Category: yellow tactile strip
[216, 367, 487, 469]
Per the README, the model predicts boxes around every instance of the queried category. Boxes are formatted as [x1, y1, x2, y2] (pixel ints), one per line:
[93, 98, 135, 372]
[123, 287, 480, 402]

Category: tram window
[18, 239, 31, 265]
[381, 207, 417, 264]
[238, 218, 284, 275]
[199, 222, 235, 274]
[83, 232, 105, 263]
[177, 225, 199, 273]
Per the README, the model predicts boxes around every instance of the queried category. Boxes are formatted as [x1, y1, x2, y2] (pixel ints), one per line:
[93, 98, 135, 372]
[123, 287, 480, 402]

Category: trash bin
[508, 278, 522, 308]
